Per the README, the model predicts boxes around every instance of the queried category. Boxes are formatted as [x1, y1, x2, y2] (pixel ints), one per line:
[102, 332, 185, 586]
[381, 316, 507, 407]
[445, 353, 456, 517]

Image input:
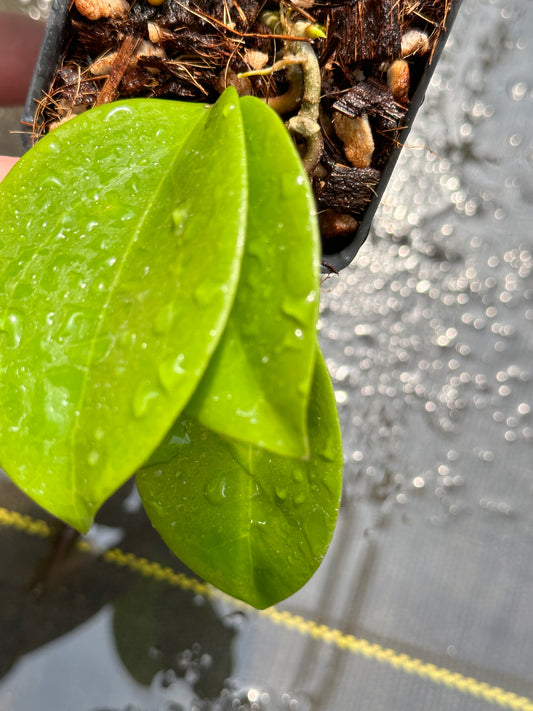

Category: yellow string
[1, 505, 532, 711]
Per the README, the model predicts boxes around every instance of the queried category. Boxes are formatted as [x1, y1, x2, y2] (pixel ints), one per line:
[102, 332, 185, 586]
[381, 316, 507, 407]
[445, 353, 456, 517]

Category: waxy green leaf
[188, 96, 320, 459]
[137, 352, 343, 609]
[0, 89, 247, 531]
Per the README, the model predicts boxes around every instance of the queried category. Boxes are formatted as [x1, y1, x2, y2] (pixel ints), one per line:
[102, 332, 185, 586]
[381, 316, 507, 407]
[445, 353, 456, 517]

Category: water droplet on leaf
[172, 206, 188, 238]
[319, 429, 340, 463]
[222, 103, 236, 117]
[0, 309, 23, 348]
[87, 450, 99, 466]
[154, 303, 175, 334]
[204, 475, 227, 505]
[281, 297, 307, 327]
[293, 469, 305, 483]
[303, 511, 328, 557]
[103, 105, 133, 122]
[41, 175, 64, 189]
[158, 353, 185, 391]
[91, 333, 115, 364]
[133, 381, 160, 417]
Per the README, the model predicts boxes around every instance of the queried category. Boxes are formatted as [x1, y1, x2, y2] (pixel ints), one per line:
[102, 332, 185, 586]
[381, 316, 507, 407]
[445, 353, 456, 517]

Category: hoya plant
[0, 87, 343, 609]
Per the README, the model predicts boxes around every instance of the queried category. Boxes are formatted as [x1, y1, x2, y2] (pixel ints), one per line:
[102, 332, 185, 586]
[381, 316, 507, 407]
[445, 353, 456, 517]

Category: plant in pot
[1, 0, 460, 609]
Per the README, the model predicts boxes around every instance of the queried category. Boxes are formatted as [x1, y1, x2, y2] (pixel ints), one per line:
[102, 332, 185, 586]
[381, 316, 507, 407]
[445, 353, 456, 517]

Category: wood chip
[94, 34, 141, 106]
[333, 79, 404, 129]
[331, 0, 401, 65]
[317, 165, 381, 212]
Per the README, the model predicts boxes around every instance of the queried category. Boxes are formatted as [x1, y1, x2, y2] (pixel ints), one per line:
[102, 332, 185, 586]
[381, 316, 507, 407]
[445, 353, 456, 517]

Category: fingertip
[0, 156, 19, 181]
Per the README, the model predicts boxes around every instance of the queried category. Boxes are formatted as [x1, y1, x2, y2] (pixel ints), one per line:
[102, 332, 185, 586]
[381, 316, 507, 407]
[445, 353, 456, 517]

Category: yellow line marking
[2, 505, 533, 711]
[0, 507, 53, 538]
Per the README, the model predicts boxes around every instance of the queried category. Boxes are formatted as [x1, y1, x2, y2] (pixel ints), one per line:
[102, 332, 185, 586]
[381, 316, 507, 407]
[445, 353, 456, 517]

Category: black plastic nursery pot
[22, 0, 463, 272]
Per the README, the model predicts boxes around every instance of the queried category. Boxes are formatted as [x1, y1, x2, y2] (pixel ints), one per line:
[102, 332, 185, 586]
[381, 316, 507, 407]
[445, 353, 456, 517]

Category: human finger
[0, 156, 18, 181]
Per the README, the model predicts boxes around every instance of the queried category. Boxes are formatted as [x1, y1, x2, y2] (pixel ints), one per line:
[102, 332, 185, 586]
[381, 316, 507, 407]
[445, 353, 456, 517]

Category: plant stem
[240, 8, 324, 174]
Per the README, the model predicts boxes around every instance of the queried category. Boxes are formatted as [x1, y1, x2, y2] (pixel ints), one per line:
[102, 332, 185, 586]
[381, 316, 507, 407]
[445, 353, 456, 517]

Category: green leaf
[187, 96, 320, 459]
[136, 351, 343, 609]
[0, 89, 247, 532]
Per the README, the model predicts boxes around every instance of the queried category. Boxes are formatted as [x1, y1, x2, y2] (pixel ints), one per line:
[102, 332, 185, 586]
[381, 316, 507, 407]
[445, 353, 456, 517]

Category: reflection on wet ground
[1, 0, 533, 708]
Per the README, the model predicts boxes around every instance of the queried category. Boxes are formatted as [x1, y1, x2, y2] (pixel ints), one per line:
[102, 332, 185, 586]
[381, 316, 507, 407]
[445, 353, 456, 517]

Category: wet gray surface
[1, 0, 532, 709]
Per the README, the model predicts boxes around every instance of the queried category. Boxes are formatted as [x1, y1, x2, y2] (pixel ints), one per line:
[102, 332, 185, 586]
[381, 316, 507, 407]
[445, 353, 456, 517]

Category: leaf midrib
[69, 110, 208, 510]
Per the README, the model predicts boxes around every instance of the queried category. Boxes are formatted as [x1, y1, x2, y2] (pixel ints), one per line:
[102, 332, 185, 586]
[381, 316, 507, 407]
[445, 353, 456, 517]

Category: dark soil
[30, 0, 457, 257]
